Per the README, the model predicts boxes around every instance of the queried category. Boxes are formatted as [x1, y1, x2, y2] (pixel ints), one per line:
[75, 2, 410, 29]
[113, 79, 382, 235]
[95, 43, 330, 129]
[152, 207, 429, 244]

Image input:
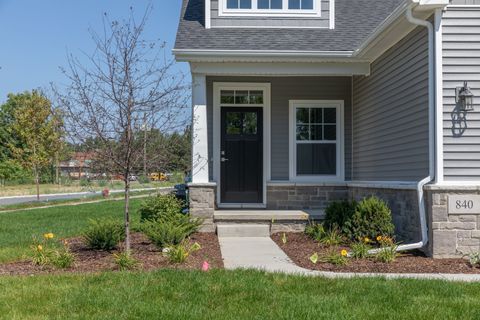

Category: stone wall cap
[267, 180, 419, 190]
[425, 184, 480, 191]
[187, 182, 217, 187]
[347, 181, 417, 190]
[267, 181, 348, 187]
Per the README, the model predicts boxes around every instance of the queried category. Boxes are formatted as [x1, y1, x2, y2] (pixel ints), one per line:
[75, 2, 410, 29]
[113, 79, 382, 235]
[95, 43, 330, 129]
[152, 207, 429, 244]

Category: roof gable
[175, 0, 405, 52]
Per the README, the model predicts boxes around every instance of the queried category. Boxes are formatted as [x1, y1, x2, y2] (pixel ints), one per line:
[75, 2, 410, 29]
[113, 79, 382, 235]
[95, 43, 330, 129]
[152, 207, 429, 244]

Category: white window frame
[219, 0, 321, 17]
[289, 100, 344, 182]
[213, 82, 271, 209]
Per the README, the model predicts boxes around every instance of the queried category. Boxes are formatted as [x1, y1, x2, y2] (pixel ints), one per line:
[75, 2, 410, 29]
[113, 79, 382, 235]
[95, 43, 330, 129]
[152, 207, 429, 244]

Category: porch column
[191, 73, 209, 183]
[190, 73, 215, 232]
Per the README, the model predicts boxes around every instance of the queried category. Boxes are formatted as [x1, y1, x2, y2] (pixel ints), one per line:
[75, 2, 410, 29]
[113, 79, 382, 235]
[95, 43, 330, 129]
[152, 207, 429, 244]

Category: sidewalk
[218, 236, 480, 282]
[0, 187, 170, 206]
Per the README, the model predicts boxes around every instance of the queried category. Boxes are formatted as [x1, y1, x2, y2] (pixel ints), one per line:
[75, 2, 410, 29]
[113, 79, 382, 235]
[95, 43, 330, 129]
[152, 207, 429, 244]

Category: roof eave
[173, 49, 357, 63]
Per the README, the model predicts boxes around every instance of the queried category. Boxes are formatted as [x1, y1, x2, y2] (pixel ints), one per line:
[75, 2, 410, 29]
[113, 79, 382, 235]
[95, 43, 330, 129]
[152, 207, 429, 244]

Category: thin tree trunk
[124, 177, 131, 254]
[143, 114, 148, 177]
[34, 165, 40, 201]
[55, 152, 60, 185]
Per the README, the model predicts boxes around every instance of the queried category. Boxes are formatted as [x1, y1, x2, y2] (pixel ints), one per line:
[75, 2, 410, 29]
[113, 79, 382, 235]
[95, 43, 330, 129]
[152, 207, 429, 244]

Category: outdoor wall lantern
[456, 81, 475, 111]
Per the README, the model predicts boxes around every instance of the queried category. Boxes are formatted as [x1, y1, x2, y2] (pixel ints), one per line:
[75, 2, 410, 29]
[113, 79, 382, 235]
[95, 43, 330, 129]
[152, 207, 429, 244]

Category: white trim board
[288, 100, 345, 183]
[212, 82, 272, 208]
[190, 62, 370, 76]
[217, 0, 322, 18]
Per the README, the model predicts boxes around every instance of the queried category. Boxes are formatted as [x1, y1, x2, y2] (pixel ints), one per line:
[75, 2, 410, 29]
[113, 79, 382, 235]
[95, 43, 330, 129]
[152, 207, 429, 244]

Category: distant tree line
[0, 90, 191, 189]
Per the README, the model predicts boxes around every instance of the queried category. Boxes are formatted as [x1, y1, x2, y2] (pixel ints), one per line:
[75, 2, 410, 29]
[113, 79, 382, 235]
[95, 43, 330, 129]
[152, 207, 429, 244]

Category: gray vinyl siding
[450, 0, 480, 4]
[206, 76, 352, 181]
[210, 0, 330, 28]
[443, 5, 480, 181]
[352, 26, 429, 181]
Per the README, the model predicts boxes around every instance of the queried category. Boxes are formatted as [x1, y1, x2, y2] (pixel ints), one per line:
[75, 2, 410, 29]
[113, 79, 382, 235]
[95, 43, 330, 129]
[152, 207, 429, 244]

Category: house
[58, 152, 95, 179]
[174, 0, 480, 258]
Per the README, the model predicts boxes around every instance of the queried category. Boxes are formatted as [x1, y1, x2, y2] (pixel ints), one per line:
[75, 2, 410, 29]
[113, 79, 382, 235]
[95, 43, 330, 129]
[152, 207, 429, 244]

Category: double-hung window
[222, 0, 320, 16]
[289, 101, 343, 181]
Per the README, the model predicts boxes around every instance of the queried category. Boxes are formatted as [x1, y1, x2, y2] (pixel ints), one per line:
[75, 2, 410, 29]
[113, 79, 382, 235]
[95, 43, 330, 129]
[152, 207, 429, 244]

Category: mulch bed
[272, 233, 480, 274]
[0, 232, 223, 276]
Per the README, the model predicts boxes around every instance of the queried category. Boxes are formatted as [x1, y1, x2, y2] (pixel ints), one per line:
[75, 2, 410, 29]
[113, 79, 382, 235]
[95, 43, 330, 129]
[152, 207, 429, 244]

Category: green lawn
[0, 269, 479, 319]
[0, 199, 144, 263]
[0, 189, 161, 211]
[2, 199, 480, 320]
[0, 180, 177, 196]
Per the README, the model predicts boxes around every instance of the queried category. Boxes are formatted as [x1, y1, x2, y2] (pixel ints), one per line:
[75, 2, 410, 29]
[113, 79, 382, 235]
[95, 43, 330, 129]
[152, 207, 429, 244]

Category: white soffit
[190, 62, 371, 76]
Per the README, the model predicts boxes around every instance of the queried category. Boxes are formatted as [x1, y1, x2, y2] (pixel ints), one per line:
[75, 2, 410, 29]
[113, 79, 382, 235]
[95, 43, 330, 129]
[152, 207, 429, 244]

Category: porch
[188, 29, 430, 240]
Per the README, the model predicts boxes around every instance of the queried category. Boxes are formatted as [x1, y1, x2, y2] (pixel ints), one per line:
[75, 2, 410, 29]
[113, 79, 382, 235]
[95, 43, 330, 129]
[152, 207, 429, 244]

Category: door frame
[213, 82, 271, 208]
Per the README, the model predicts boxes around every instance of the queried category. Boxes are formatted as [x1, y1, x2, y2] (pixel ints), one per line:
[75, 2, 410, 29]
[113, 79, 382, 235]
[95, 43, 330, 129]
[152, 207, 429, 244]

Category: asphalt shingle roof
[174, 0, 405, 52]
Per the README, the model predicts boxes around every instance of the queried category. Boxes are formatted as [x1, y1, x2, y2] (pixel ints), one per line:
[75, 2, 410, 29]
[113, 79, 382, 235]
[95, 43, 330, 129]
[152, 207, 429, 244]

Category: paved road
[0, 188, 164, 206]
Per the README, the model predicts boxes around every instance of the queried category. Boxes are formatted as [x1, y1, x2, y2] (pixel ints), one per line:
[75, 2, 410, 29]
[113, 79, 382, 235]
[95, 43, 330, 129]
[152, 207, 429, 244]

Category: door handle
[221, 157, 229, 162]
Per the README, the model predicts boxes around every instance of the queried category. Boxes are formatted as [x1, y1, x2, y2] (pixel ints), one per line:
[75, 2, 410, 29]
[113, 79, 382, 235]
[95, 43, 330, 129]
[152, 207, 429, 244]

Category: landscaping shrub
[324, 200, 357, 232]
[305, 221, 343, 246]
[139, 195, 202, 249]
[344, 196, 395, 241]
[321, 196, 395, 242]
[468, 252, 480, 268]
[82, 219, 125, 250]
[50, 243, 75, 269]
[318, 227, 344, 246]
[323, 248, 349, 266]
[374, 236, 398, 263]
[305, 221, 326, 241]
[30, 233, 75, 269]
[350, 241, 372, 259]
[309, 248, 349, 266]
[139, 194, 184, 222]
[113, 252, 139, 271]
[142, 215, 202, 249]
[165, 240, 201, 264]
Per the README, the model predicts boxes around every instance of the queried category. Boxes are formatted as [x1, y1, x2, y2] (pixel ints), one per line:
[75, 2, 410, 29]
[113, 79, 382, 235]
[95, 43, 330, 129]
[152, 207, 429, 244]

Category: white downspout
[369, 5, 436, 254]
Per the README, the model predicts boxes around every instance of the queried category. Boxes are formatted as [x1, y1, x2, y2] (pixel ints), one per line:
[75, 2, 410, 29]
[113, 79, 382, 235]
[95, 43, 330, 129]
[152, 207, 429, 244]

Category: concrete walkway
[218, 236, 480, 282]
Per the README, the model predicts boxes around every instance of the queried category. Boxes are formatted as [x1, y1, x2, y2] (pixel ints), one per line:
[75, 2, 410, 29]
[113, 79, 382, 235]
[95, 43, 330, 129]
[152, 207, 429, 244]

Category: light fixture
[456, 81, 475, 111]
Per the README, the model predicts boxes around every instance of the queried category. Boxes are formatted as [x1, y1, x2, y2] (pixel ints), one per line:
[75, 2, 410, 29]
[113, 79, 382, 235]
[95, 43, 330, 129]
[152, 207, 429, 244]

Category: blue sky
[0, 0, 189, 104]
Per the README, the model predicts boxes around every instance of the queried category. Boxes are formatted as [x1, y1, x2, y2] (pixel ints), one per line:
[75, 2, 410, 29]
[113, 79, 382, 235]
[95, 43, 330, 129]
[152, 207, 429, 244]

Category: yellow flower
[364, 237, 370, 243]
[376, 236, 382, 241]
[44, 233, 54, 239]
[341, 249, 348, 257]
[37, 245, 43, 251]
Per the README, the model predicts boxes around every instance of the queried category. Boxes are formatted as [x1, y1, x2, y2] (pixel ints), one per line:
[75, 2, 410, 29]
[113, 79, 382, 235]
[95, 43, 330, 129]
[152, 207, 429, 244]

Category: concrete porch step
[214, 209, 325, 222]
[214, 210, 325, 236]
[217, 224, 271, 237]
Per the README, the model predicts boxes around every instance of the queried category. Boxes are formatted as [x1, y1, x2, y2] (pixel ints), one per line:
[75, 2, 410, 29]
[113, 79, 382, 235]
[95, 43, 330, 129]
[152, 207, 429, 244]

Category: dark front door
[221, 107, 263, 204]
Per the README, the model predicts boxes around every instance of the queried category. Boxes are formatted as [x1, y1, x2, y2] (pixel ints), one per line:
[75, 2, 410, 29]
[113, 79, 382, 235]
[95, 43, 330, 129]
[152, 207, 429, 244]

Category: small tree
[6, 91, 63, 200]
[55, 7, 188, 253]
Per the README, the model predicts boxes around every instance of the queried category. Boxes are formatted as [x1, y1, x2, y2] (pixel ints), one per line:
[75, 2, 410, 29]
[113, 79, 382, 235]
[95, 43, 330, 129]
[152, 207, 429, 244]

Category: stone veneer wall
[266, 184, 420, 243]
[266, 185, 349, 212]
[188, 184, 216, 232]
[427, 187, 480, 258]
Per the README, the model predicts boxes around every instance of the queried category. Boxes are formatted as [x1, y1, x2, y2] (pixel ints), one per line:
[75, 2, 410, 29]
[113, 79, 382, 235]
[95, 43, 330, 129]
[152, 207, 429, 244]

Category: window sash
[290, 103, 342, 179]
[221, 0, 319, 15]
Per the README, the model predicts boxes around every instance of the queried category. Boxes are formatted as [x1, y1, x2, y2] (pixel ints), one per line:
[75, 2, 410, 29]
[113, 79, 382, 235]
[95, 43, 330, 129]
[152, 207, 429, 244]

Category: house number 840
[456, 200, 474, 210]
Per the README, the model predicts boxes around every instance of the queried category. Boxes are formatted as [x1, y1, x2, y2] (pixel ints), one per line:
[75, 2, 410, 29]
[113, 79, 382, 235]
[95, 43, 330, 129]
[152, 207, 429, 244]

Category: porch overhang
[190, 61, 371, 77]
